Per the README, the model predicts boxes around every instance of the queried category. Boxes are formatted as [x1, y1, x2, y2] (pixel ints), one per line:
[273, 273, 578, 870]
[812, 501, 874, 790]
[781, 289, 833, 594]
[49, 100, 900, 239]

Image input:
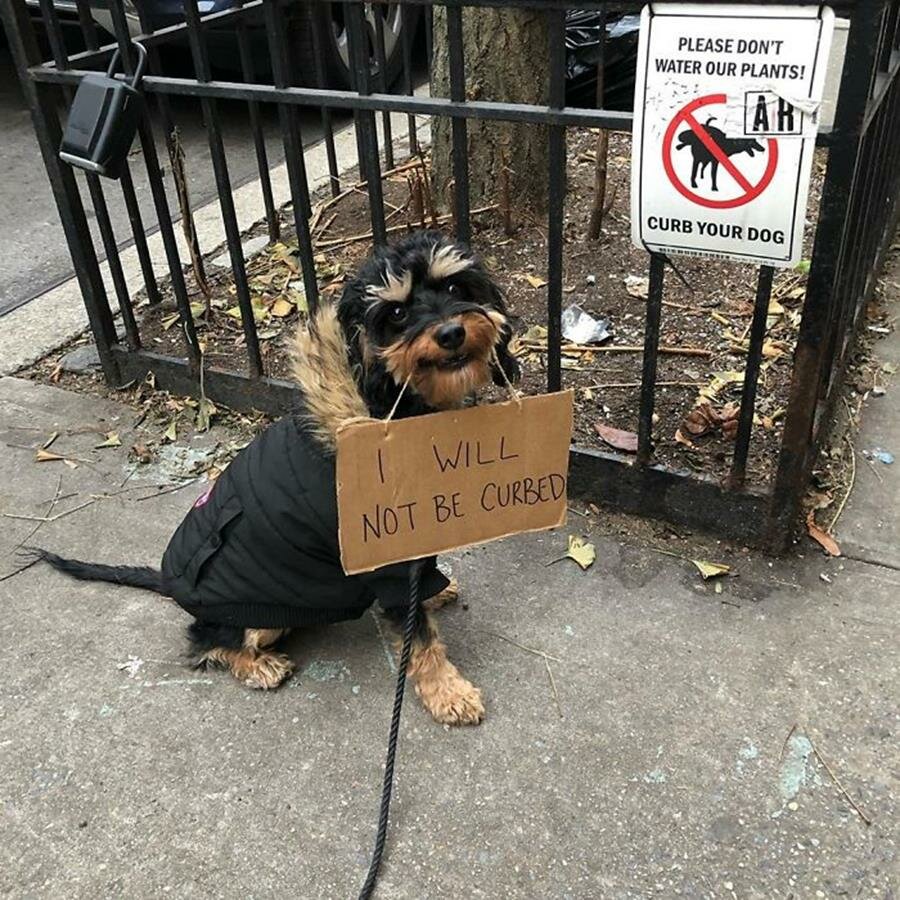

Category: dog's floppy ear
[491, 316, 521, 387]
[336, 278, 369, 373]
[477, 275, 521, 387]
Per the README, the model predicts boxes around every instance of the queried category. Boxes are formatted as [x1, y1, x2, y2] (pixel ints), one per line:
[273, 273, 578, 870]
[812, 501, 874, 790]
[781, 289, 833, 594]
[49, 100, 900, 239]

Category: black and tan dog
[35, 231, 518, 726]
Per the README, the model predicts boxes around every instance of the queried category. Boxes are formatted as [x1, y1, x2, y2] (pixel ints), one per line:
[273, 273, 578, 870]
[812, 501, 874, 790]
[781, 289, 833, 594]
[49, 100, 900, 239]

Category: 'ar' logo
[744, 91, 803, 136]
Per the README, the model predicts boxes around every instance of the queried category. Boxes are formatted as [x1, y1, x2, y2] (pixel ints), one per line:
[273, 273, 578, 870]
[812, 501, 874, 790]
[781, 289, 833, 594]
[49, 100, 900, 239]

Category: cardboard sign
[631, 3, 834, 267]
[336, 392, 574, 574]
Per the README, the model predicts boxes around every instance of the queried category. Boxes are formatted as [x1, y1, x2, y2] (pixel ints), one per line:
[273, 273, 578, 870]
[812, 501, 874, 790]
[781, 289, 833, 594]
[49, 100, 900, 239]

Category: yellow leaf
[163, 420, 177, 443]
[195, 397, 217, 433]
[567, 535, 596, 570]
[521, 324, 548, 342]
[95, 431, 121, 449]
[525, 274, 548, 289]
[692, 559, 730, 580]
[271, 298, 295, 318]
[35, 449, 64, 462]
[161, 312, 180, 331]
[190, 301, 207, 320]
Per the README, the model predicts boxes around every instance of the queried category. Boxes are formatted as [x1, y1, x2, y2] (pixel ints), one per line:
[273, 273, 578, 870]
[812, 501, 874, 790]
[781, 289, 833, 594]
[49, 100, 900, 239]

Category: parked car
[26, 0, 416, 89]
[24, 2, 641, 105]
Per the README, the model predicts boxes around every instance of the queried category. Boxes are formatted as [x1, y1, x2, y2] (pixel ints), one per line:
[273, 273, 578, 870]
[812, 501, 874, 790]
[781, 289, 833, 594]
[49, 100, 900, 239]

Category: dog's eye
[387, 304, 408, 325]
[447, 284, 458, 295]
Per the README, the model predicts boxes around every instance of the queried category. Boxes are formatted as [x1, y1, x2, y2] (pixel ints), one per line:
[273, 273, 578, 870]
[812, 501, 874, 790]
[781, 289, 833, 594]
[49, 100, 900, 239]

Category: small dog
[35, 231, 519, 726]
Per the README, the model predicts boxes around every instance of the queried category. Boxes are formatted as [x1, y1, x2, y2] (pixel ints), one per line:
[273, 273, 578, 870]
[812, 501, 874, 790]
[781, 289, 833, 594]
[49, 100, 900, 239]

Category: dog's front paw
[416, 671, 485, 726]
[243, 652, 295, 690]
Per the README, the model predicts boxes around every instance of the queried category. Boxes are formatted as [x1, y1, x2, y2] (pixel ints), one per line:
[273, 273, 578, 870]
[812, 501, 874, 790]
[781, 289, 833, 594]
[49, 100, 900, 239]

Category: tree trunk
[431, 7, 550, 221]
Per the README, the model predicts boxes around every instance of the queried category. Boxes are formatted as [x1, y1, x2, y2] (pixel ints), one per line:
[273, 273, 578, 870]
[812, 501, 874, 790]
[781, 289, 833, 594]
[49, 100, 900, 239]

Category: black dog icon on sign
[676, 118, 764, 191]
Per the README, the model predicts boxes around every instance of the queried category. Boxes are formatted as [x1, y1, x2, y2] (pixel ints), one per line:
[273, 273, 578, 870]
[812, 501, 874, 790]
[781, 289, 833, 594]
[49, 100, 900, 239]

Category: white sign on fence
[631, 3, 835, 267]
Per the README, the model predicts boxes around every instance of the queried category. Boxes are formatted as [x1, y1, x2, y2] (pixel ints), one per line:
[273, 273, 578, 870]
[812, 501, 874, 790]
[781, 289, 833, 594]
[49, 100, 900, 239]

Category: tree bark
[431, 7, 550, 220]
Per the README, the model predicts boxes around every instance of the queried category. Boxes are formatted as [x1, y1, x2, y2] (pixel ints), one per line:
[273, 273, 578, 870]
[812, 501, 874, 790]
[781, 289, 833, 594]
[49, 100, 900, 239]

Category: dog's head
[338, 231, 519, 411]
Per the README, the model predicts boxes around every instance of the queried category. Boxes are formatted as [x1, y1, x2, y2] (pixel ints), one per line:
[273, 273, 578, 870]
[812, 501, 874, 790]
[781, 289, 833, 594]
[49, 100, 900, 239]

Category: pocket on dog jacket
[160, 416, 448, 628]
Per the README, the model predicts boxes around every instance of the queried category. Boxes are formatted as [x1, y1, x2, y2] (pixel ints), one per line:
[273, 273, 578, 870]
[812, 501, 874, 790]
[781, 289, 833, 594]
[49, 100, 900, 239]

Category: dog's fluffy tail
[28, 548, 165, 594]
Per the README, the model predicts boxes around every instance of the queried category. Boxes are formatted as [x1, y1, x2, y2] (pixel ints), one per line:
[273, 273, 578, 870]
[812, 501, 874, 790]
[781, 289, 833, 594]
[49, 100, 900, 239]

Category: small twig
[829, 434, 857, 532]
[809, 736, 873, 826]
[519, 341, 713, 358]
[581, 380, 705, 391]
[779, 722, 799, 763]
[2, 499, 96, 523]
[485, 631, 563, 663]
[135, 478, 200, 501]
[0, 556, 41, 583]
[567, 505, 589, 518]
[10, 473, 63, 555]
[314, 211, 339, 241]
[316, 205, 498, 252]
[544, 658, 563, 719]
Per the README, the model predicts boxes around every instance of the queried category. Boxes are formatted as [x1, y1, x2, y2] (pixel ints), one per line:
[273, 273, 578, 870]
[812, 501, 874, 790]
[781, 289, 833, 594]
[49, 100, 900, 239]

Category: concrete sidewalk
[0, 372, 897, 899]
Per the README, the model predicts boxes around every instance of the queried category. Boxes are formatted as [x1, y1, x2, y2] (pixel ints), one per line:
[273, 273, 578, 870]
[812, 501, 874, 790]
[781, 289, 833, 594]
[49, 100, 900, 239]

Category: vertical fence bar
[184, 0, 263, 378]
[1, 0, 119, 382]
[107, 0, 202, 371]
[69, 0, 161, 312]
[118, 166, 162, 307]
[234, 0, 280, 242]
[343, 0, 370, 185]
[263, 0, 319, 312]
[84, 2, 160, 311]
[347, 0, 386, 245]
[400, 1, 419, 155]
[729, 266, 775, 489]
[308, 4, 342, 197]
[446, 2, 470, 243]
[72, 0, 99, 50]
[769, 0, 885, 546]
[636, 253, 665, 465]
[372, 4, 395, 170]
[425, 3, 434, 84]
[546, 6, 567, 393]
[36, 0, 141, 350]
[132, 0, 209, 303]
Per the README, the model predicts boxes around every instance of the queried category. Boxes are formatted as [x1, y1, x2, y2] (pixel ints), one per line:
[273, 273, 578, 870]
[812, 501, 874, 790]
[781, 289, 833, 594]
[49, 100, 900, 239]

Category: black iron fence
[3, 0, 899, 548]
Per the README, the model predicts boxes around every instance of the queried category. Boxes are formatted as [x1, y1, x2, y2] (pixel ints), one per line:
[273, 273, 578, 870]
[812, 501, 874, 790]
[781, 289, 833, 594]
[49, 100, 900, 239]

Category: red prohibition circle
[662, 93, 778, 210]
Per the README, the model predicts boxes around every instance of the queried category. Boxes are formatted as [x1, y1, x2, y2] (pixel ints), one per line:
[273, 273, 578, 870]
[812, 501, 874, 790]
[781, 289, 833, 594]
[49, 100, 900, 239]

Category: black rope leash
[357, 558, 426, 900]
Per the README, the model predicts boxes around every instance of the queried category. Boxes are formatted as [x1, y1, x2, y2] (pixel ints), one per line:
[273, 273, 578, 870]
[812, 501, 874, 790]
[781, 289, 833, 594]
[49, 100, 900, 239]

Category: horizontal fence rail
[3, 0, 899, 549]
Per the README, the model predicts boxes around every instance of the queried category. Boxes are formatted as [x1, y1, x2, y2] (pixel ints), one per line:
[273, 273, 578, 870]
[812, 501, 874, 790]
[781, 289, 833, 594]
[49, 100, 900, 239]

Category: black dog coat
[161, 303, 449, 629]
[161, 416, 448, 629]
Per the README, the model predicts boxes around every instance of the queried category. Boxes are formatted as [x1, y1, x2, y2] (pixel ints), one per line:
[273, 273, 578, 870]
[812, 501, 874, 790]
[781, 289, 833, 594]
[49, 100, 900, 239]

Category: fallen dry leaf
[624, 274, 649, 299]
[35, 449, 64, 462]
[681, 402, 739, 440]
[693, 560, 731, 580]
[520, 324, 548, 343]
[806, 511, 841, 557]
[594, 423, 638, 453]
[567, 535, 596, 570]
[95, 431, 121, 449]
[525, 274, 548, 289]
[130, 443, 153, 464]
[162, 420, 178, 443]
[270, 297, 294, 318]
[195, 397, 217, 433]
[674, 428, 697, 450]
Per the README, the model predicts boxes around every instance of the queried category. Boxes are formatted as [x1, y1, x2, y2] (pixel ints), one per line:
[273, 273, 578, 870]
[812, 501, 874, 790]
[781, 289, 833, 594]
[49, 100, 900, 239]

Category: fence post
[1, 0, 120, 384]
[767, 0, 886, 548]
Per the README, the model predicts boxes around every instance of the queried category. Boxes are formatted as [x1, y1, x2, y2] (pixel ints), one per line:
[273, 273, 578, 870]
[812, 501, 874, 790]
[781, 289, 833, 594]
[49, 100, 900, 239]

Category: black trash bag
[565, 9, 641, 112]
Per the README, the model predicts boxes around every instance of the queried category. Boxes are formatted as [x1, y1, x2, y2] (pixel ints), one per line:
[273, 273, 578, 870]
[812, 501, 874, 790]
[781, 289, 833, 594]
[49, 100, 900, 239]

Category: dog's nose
[435, 322, 466, 351]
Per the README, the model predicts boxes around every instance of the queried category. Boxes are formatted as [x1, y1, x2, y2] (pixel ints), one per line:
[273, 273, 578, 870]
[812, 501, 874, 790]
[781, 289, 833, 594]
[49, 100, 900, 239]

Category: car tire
[290, 2, 418, 90]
